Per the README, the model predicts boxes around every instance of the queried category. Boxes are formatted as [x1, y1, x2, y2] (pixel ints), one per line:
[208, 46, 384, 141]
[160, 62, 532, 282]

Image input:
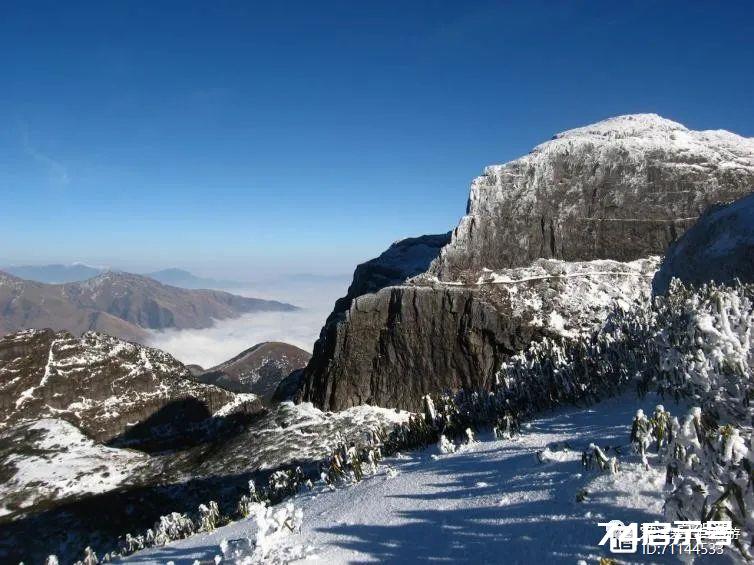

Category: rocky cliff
[300, 114, 754, 411]
[653, 191, 754, 294]
[431, 114, 754, 280]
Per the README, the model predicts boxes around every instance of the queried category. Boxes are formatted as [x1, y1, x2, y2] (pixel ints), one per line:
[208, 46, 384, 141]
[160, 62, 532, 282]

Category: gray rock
[300, 258, 657, 411]
[431, 114, 754, 280]
[300, 114, 754, 411]
[653, 191, 754, 295]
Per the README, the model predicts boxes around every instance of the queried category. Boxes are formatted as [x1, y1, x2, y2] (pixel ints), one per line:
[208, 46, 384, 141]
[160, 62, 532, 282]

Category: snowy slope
[415, 256, 659, 339]
[123, 393, 734, 564]
[0, 329, 253, 442]
[0, 419, 149, 518]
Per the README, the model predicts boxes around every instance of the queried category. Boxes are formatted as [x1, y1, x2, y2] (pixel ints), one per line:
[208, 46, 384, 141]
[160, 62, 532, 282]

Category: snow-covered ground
[123, 393, 735, 564]
[0, 419, 149, 517]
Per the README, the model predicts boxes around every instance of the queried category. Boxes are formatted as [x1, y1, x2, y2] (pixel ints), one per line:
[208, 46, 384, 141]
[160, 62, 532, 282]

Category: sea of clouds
[146, 275, 350, 368]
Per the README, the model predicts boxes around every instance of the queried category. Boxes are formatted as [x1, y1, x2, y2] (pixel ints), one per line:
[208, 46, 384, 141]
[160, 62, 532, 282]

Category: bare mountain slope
[195, 342, 311, 401]
[0, 270, 296, 343]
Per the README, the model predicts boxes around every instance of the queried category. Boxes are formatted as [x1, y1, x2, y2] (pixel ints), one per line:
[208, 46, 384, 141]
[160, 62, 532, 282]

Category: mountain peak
[554, 113, 688, 141]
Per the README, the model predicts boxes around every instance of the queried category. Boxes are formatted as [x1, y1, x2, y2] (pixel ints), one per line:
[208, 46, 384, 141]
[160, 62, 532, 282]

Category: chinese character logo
[599, 520, 639, 553]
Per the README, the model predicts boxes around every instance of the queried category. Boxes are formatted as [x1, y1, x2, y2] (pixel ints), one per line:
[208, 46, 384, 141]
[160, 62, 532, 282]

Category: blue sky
[1, 1, 753, 278]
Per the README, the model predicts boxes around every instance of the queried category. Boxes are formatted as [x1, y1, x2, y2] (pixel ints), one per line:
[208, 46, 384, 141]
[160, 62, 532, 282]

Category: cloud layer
[146, 277, 349, 368]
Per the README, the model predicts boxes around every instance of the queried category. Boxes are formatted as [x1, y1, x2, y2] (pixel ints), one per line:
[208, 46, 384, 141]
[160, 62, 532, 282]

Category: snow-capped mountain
[194, 341, 311, 401]
[432, 113, 754, 278]
[0, 328, 259, 442]
[299, 114, 754, 412]
[0, 270, 297, 343]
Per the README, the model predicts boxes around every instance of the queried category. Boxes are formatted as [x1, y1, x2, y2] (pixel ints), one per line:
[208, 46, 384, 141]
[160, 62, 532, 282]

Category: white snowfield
[122, 393, 735, 564]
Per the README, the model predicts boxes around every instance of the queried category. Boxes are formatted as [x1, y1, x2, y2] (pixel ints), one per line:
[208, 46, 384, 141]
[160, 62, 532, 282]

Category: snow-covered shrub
[238, 480, 265, 518]
[220, 502, 305, 564]
[581, 443, 619, 474]
[73, 546, 98, 565]
[152, 511, 195, 546]
[198, 501, 220, 532]
[437, 434, 456, 454]
[624, 402, 753, 559]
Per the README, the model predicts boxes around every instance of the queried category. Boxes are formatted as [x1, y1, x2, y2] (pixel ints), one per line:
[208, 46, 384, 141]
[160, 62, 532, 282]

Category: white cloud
[146, 277, 349, 368]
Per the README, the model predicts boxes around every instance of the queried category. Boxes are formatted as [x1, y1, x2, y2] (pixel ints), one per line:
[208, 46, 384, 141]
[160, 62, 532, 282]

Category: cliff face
[653, 191, 754, 294]
[300, 257, 658, 411]
[431, 114, 754, 280]
[300, 114, 754, 411]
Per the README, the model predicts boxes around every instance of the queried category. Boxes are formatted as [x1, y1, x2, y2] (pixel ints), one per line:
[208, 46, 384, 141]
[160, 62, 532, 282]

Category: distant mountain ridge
[2, 263, 103, 284]
[144, 268, 249, 289]
[0, 270, 297, 343]
[1, 264, 251, 290]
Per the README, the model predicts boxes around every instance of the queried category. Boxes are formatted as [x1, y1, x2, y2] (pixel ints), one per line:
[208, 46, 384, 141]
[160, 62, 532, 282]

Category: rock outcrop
[653, 191, 754, 294]
[300, 114, 754, 411]
[431, 114, 754, 280]
[0, 329, 260, 442]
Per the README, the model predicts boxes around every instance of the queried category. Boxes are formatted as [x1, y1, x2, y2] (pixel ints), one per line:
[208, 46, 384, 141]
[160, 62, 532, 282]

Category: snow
[429, 113, 754, 280]
[415, 256, 659, 338]
[0, 419, 148, 517]
[213, 393, 259, 417]
[654, 192, 754, 294]
[122, 393, 726, 564]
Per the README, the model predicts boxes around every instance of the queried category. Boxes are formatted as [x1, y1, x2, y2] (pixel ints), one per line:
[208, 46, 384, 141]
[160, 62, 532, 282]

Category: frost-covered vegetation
[503, 278, 754, 559]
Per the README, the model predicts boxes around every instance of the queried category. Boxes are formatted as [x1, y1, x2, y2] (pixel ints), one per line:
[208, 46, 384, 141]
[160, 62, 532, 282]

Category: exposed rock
[186, 363, 205, 376]
[300, 114, 754, 411]
[0, 270, 296, 343]
[329, 233, 451, 318]
[301, 257, 658, 411]
[195, 342, 311, 401]
[0, 329, 260, 442]
[653, 191, 754, 294]
[272, 368, 305, 403]
[431, 114, 754, 280]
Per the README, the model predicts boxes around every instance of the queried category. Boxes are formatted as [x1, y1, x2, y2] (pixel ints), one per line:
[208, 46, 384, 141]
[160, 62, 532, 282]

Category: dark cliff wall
[299, 286, 542, 411]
